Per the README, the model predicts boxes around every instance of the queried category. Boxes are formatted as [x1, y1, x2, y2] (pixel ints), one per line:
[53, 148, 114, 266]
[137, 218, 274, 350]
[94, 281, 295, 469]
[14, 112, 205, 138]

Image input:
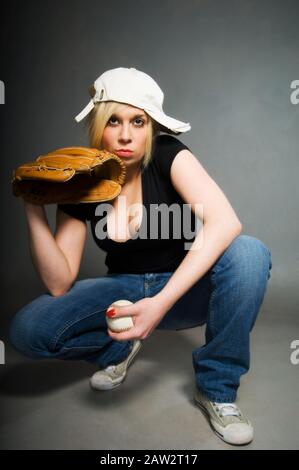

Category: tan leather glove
[11, 146, 126, 205]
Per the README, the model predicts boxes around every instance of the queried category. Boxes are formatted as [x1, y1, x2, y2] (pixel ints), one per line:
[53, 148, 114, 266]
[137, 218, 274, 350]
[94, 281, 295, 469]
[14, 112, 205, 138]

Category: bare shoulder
[170, 148, 210, 200]
[170, 149, 242, 225]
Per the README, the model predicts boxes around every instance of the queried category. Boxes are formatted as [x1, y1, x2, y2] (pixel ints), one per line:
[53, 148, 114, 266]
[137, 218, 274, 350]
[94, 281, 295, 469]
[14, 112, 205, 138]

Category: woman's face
[101, 104, 149, 170]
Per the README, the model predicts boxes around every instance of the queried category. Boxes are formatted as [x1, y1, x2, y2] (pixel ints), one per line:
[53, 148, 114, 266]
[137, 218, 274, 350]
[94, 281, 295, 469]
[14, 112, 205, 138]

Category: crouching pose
[10, 67, 272, 446]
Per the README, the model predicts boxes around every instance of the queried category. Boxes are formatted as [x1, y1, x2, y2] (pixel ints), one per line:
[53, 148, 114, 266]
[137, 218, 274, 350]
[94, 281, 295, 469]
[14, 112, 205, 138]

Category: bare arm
[23, 201, 87, 296]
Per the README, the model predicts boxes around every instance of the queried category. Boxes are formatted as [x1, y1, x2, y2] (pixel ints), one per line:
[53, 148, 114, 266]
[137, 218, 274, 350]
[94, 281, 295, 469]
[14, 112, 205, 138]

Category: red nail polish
[107, 309, 116, 317]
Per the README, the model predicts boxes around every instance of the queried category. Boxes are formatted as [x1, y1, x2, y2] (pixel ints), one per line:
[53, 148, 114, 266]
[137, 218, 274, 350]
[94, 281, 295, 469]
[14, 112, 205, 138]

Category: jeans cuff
[198, 388, 237, 403]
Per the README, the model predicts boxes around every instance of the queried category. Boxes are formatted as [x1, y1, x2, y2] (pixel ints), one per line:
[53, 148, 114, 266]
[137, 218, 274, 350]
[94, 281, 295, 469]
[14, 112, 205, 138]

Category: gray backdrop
[1, 0, 298, 330]
[1, 0, 298, 327]
[0, 0, 299, 451]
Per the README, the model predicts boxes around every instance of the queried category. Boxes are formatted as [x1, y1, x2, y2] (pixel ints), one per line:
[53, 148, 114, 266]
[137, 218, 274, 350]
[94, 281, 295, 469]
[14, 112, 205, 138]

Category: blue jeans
[9, 235, 272, 403]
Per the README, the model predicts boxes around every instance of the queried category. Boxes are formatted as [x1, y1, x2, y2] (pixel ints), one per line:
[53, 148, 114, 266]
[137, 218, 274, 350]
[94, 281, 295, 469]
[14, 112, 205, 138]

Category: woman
[10, 67, 272, 446]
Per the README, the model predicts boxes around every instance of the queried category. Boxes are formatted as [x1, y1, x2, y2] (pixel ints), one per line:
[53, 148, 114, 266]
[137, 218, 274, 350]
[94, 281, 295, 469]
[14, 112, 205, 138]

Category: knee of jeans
[225, 234, 272, 282]
[9, 307, 52, 359]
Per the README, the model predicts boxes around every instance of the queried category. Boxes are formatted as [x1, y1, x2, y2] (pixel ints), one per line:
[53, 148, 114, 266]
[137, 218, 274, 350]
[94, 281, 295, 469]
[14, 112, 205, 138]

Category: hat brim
[144, 109, 191, 134]
[75, 96, 191, 134]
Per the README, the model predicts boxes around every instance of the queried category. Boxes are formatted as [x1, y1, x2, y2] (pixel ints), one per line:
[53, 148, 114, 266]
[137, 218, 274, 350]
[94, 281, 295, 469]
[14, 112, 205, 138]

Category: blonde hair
[85, 101, 161, 171]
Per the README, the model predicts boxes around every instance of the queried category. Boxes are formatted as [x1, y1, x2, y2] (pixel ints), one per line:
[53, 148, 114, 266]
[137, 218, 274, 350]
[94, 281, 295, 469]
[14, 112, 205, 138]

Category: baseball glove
[11, 146, 127, 205]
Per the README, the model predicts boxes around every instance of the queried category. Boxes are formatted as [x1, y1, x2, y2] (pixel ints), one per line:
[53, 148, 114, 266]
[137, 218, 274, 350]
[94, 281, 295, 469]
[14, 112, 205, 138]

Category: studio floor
[0, 282, 298, 450]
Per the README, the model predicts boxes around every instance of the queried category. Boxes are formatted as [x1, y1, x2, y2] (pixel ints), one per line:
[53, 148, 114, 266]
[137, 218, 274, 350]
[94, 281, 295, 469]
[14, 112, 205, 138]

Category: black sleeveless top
[58, 134, 197, 274]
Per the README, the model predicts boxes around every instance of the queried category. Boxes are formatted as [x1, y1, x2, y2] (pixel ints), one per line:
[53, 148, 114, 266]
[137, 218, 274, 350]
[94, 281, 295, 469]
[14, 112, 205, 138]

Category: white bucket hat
[74, 67, 191, 134]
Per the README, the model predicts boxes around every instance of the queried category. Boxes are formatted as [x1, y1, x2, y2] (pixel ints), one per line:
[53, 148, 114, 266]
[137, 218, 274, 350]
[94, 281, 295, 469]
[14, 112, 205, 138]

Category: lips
[115, 150, 133, 157]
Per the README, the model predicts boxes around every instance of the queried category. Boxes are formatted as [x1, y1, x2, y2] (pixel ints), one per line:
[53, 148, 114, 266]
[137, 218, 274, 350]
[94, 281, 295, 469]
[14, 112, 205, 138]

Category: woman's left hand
[107, 297, 167, 341]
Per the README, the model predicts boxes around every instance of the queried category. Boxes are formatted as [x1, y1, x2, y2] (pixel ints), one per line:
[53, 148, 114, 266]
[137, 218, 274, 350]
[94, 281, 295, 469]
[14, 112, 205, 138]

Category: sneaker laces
[213, 402, 241, 418]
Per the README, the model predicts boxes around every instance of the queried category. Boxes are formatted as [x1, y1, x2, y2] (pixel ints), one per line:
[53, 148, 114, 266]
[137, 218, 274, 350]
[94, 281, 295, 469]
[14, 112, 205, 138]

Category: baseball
[106, 299, 134, 332]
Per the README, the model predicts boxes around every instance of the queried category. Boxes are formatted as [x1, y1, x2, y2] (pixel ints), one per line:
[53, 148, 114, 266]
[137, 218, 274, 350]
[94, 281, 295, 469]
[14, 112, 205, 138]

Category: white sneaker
[90, 340, 142, 391]
[194, 388, 254, 445]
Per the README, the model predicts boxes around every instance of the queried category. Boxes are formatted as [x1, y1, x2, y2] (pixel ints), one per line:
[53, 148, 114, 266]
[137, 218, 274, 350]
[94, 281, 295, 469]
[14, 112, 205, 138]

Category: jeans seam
[208, 267, 219, 339]
[27, 344, 104, 354]
[50, 298, 141, 351]
[61, 345, 110, 350]
[50, 309, 105, 351]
